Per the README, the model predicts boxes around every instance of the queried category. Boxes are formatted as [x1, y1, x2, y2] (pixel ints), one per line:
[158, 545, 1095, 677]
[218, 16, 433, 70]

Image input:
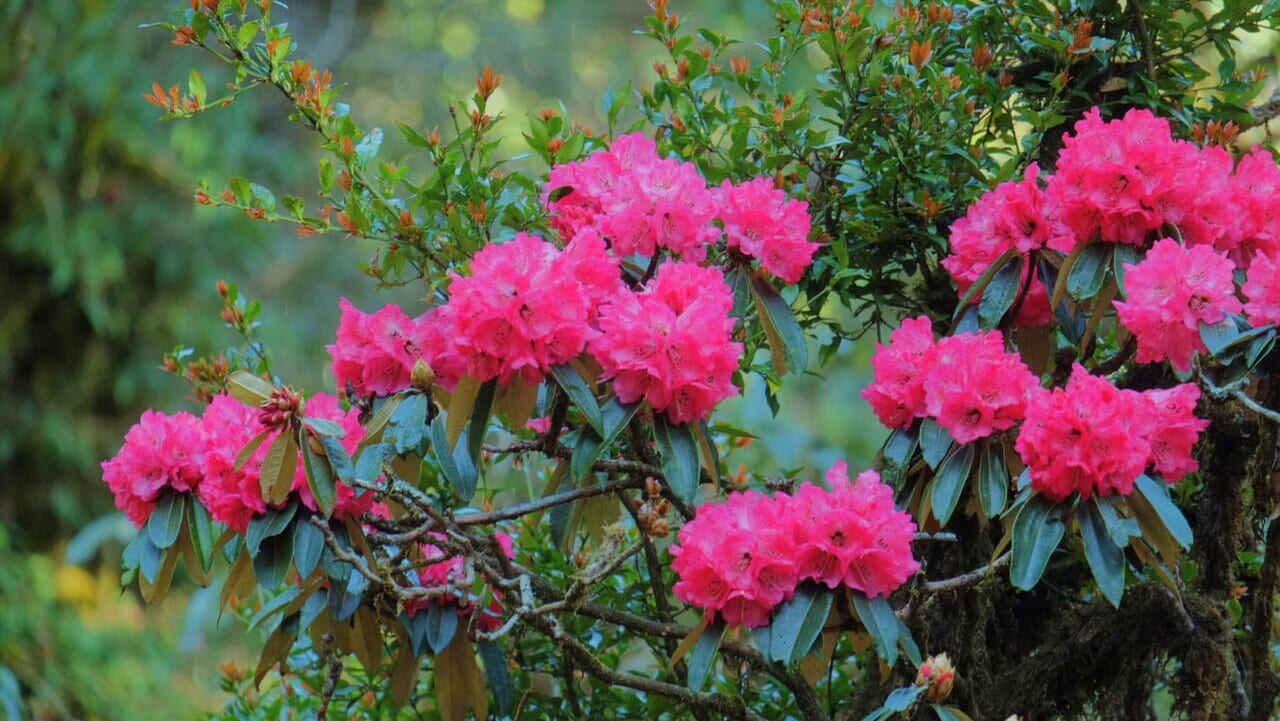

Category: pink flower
[1243, 250, 1280, 327]
[404, 531, 515, 632]
[327, 298, 442, 398]
[101, 409, 205, 527]
[1222, 148, 1280, 268]
[590, 261, 742, 424]
[1143, 384, 1208, 483]
[943, 165, 1067, 326]
[922, 331, 1039, 444]
[198, 394, 265, 533]
[1015, 365, 1155, 501]
[861, 316, 939, 430]
[546, 133, 718, 260]
[788, 463, 920, 597]
[715, 177, 819, 283]
[198, 393, 375, 533]
[1045, 108, 1185, 248]
[438, 232, 620, 385]
[670, 490, 799, 628]
[1113, 238, 1242, 372]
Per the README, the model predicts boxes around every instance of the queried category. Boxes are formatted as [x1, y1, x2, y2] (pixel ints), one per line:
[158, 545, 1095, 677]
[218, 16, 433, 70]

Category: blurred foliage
[0, 524, 241, 721]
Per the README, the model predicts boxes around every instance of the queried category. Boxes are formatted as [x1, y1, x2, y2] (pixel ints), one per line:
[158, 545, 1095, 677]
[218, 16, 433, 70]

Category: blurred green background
[0, 1, 881, 718]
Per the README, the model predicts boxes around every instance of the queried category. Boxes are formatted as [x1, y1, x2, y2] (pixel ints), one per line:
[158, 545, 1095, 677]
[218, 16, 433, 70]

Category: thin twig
[922, 552, 1012, 593]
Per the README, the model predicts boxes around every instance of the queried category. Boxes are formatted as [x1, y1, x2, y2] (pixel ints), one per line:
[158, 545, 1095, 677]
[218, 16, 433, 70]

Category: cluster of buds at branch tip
[633, 477, 672, 538]
[476, 65, 502, 100]
[259, 386, 305, 430]
[915, 653, 956, 703]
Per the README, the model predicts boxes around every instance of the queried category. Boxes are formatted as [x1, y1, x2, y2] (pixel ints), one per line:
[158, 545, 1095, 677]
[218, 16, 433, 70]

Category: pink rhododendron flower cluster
[670, 464, 918, 628]
[327, 298, 443, 398]
[546, 133, 818, 281]
[715, 177, 819, 283]
[590, 261, 742, 424]
[435, 232, 622, 386]
[861, 317, 1038, 443]
[1014, 365, 1206, 501]
[403, 531, 515, 632]
[1219, 148, 1280, 268]
[545, 133, 718, 260]
[1243, 251, 1280, 327]
[101, 409, 205, 527]
[1045, 108, 1208, 248]
[943, 165, 1069, 326]
[1113, 238, 1242, 372]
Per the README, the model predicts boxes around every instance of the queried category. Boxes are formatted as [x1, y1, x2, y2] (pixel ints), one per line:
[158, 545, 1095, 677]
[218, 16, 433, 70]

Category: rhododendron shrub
[90, 2, 1280, 720]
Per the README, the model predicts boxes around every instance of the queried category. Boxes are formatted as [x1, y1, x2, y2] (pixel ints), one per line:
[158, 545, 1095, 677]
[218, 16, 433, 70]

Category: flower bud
[410, 359, 435, 392]
[915, 653, 956, 703]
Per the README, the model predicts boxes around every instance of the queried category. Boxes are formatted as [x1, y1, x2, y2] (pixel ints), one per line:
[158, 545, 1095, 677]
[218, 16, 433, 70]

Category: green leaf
[850, 592, 900, 667]
[1066, 242, 1112, 301]
[292, 516, 325, 579]
[883, 685, 924, 712]
[188, 69, 206, 106]
[1080, 497, 1126, 607]
[929, 443, 974, 526]
[467, 379, 497, 462]
[302, 437, 338, 518]
[952, 248, 1018, 325]
[654, 415, 700, 504]
[234, 428, 273, 471]
[446, 375, 483, 450]
[387, 392, 430, 456]
[932, 704, 977, 721]
[186, 498, 216, 573]
[1112, 244, 1139, 290]
[253, 530, 294, 589]
[246, 502, 299, 557]
[919, 418, 953, 470]
[977, 439, 1009, 518]
[397, 121, 432, 148]
[978, 253, 1023, 329]
[425, 604, 460, 653]
[570, 398, 641, 484]
[477, 639, 515, 716]
[303, 417, 347, 438]
[570, 429, 603, 484]
[146, 492, 186, 550]
[687, 618, 726, 691]
[881, 425, 918, 487]
[431, 412, 479, 502]
[228, 369, 273, 406]
[550, 364, 604, 437]
[260, 430, 299, 505]
[1010, 495, 1066, 591]
[319, 158, 335, 193]
[1133, 475, 1193, 549]
[751, 275, 808, 376]
[248, 587, 302, 631]
[766, 582, 834, 666]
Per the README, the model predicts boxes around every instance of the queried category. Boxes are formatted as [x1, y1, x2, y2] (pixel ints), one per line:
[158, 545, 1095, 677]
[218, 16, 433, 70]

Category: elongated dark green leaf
[850, 592, 900, 667]
[881, 425, 918, 488]
[302, 438, 338, 518]
[883, 685, 924, 712]
[186, 496, 216, 573]
[930, 443, 975, 526]
[570, 429, 603, 484]
[919, 418, 952, 470]
[253, 530, 294, 589]
[425, 603, 460, 653]
[751, 274, 808, 376]
[1010, 495, 1066, 591]
[387, 392, 430, 457]
[234, 428, 273, 471]
[977, 439, 1009, 518]
[654, 415, 700, 504]
[1080, 497, 1126, 607]
[477, 639, 515, 716]
[1200, 317, 1242, 359]
[550, 364, 604, 437]
[688, 618, 726, 691]
[147, 492, 185, 550]
[246, 502, 298, 557]
[898, 618, 921, 666]
[317, 434, 354, 483]
[953, 248, 1018, 325]
[932, 704, 976, 721]
[124, 531, 163, 584]
[1133, 474, 1192, 549]
[431, 414, 479, 502]
[1066, 242, 1112, 301]
[467, 379, 497, 462]
[248, 587, 302, 631]
[354, 445, 384, 484]
[1112, 243, 1139, 290]
[329, 562, 368, 622]
[767, 583, 834, 666]
[978, 253, 1023, 329]
[357, 394, 404, 452]
[292, 516, 325, 579]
